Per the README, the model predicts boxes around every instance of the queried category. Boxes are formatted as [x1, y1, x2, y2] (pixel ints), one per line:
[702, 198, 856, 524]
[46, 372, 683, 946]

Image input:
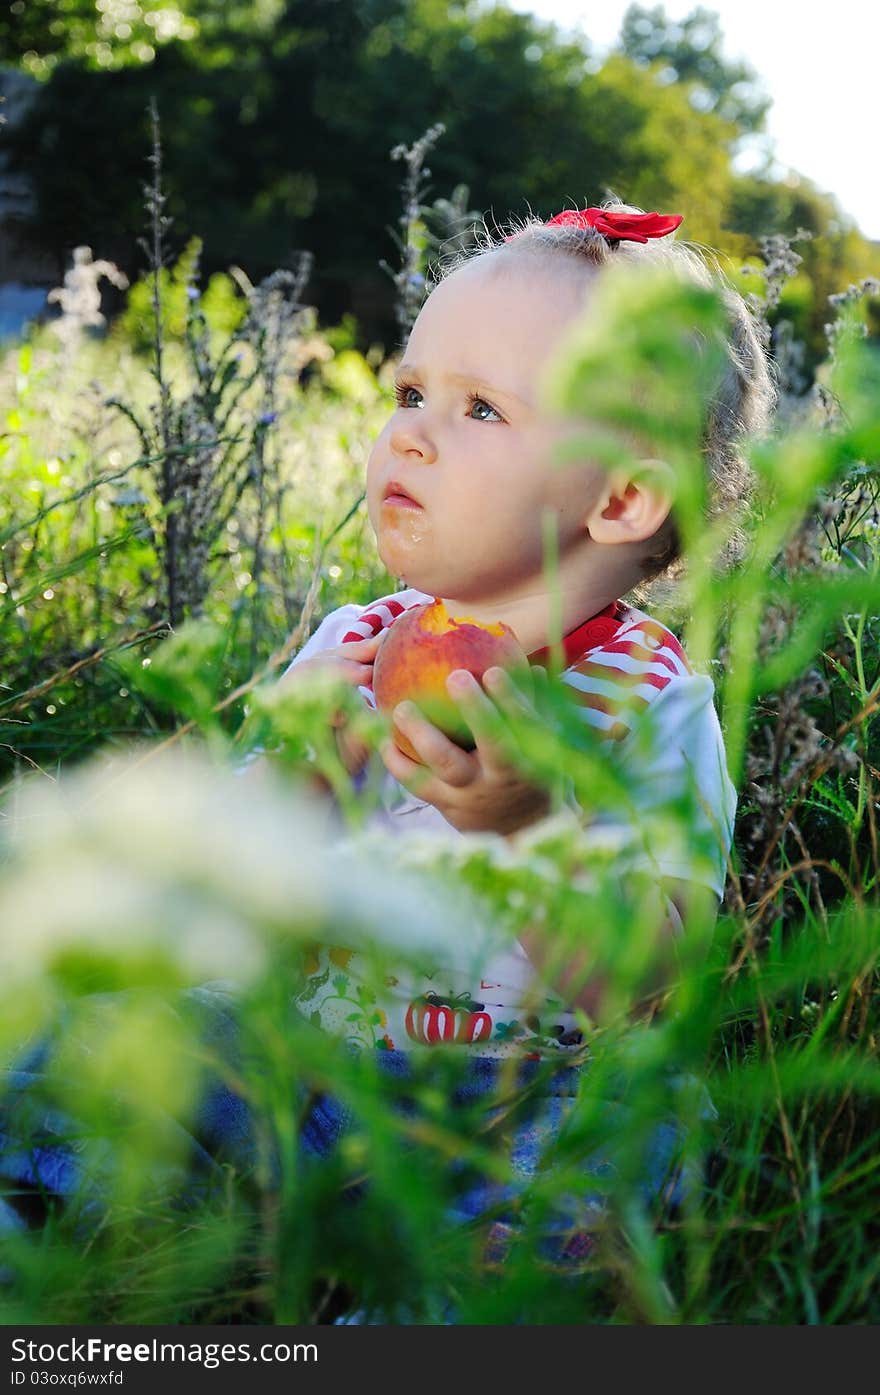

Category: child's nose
[390, 420, 438, 462]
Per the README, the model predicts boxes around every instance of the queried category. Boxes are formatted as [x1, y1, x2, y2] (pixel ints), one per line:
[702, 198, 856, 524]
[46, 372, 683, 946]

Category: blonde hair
[428, 196, 780, 612]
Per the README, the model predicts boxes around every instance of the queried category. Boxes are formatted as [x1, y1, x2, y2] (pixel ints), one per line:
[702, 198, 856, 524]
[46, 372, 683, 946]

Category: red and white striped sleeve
[561, 618, 736, 903]
[560, 615, 694, 745]
[282, 589, 428, 677]
[234, 590, 422, 773]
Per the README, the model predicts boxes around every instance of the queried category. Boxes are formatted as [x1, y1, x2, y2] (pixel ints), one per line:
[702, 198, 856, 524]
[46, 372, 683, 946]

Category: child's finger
[442, 671, 515, 759]
[483, 666, 539, 719]
[320, 655, 376, 690]
[332, 634, 385, 657]
[340, 659, 376, 683]
[336, 726, 371, 776]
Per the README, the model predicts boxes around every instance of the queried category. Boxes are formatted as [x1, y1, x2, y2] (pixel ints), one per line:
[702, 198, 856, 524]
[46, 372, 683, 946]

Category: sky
[499, 0, 879, 240]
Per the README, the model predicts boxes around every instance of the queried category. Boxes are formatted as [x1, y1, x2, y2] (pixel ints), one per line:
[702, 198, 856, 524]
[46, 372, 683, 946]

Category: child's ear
[587, 461, 675, 545]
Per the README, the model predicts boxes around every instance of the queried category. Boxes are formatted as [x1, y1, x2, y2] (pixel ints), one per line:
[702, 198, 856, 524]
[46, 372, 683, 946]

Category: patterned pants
[0, 984, 713, 1314]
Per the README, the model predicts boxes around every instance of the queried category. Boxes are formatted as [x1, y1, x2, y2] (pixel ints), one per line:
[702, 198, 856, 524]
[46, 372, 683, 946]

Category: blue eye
[394, 382, 421, 409]
[393, 381, 503, 422]
[466, 394, 503, 422]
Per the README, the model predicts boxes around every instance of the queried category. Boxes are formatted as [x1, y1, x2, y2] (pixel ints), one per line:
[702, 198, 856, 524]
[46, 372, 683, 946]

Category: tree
[4, 0, 874, 356]
[0, 0, 199, 76]
[617, 3, 771, 136]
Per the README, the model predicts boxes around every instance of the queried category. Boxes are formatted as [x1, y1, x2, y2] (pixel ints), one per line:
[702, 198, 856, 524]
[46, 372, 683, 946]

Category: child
[262, 199, 776, 1057]
[234, 202, 779, 1310]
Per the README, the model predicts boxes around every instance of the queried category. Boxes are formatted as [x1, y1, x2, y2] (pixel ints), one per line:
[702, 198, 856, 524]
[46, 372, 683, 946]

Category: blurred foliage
[0, 1, 199, 77]
[0, 271, 394, 775]
[618, 2, 772, 132]
[118, 235, 248, 352]
[0, 739, 876, 1323]
[3, 1, 877, 367]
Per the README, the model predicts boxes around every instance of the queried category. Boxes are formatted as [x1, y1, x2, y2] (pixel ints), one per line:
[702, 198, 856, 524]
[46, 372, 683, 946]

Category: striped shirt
[327, 587, 695, 745]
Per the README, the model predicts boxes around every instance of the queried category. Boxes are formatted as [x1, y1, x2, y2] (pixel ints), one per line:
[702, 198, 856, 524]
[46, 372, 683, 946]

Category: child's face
[366, 252, 605, 607]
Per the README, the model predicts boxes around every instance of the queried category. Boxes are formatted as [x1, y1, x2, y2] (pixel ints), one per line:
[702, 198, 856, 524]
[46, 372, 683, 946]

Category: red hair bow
[506, 207, 683, 244]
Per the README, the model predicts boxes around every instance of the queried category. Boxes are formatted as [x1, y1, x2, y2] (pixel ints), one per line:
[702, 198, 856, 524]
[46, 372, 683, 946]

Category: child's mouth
[382, 494, 423, 510]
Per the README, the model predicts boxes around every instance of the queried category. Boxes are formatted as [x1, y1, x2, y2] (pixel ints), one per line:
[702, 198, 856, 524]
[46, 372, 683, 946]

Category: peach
[372, 598, 530, 762]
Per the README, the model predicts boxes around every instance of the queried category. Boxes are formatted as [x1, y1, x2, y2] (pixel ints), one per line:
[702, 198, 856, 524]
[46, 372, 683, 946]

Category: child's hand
[378, 665, 554, 836]
[279, 633, 383, 778]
